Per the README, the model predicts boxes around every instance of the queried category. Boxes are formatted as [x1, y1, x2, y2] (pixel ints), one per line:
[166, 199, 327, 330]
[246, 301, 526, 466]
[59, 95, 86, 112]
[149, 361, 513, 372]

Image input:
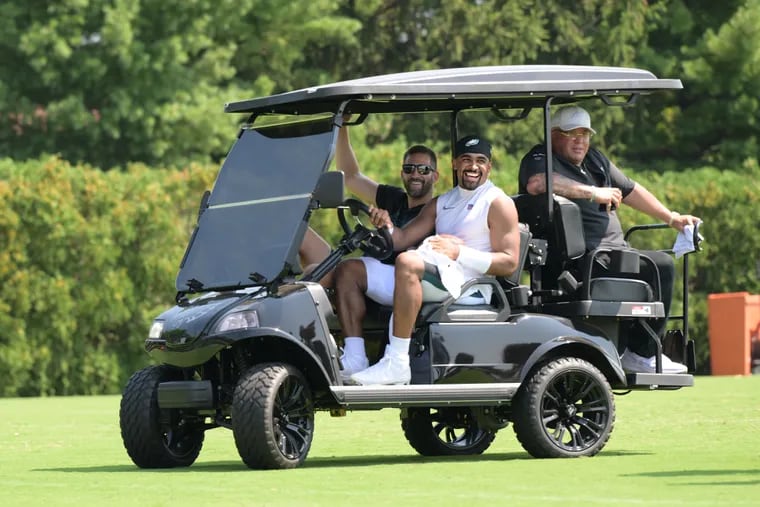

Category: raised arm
[335, 125, 378, 204]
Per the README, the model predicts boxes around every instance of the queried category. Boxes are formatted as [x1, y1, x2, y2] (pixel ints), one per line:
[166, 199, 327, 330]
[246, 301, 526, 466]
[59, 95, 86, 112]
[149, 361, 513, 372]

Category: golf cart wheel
[232, 363, 314, 469]
[401, 407, 496, 456]
[513, 357, 615, 458]
[119, 365, 204, 468]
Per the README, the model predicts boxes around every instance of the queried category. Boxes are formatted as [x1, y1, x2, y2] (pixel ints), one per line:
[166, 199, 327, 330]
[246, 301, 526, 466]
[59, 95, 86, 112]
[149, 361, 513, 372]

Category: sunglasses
[558, 129, 593, 140]
[402, 163, 435, 175]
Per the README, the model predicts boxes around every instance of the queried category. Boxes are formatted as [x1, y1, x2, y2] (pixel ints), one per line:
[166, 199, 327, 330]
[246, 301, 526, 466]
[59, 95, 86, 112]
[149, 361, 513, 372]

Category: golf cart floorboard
[330, 382, 520, 408]
[626, 373, 694, 389]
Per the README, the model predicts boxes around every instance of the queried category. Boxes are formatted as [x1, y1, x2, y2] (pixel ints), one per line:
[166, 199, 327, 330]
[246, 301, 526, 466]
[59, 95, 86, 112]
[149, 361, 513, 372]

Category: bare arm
[526, 172, 622, 208]
[369, 198, 437, 251]
[623, 183, 700, 231]
[335, 125, 378, 204]
[427, 195, 521, 276]
[483, 195, 521, 277]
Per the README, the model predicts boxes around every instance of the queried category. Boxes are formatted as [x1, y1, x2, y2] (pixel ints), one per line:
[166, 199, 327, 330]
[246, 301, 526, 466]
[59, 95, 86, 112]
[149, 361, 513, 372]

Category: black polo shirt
[375, 184, 425, 264]
[519, 144, 635, 250]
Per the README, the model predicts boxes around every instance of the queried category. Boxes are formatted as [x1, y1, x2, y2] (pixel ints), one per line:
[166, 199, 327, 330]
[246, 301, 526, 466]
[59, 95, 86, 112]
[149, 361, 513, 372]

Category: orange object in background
[707, 292, 760, 375]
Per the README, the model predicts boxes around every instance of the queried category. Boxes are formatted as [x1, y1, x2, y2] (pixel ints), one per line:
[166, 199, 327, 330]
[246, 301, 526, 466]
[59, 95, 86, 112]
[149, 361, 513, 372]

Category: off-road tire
[401, 407, 496, 456]
[120, 365, 204, 468]
[232, 363, 314, 469]
[513, 357, 615, 458]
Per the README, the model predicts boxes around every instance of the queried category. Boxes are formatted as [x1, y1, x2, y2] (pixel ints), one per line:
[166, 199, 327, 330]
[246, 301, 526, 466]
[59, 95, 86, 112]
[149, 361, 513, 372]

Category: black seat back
[513, 194, 585, 286]
[501, 222, 532, 286]
[513, 193, 659, 304]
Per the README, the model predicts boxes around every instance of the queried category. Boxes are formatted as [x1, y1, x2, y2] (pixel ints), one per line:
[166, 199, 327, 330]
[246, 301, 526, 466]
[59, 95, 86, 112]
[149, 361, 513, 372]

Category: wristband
[589, 186, 597, 202]
[668, 212, 680, 227]
[457, 246, 492, 275]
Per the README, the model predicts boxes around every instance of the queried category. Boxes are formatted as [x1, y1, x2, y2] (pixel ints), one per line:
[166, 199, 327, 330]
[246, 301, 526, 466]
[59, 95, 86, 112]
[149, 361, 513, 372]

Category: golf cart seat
[359, 223, 534, 330]
[513, 194, 663, 314]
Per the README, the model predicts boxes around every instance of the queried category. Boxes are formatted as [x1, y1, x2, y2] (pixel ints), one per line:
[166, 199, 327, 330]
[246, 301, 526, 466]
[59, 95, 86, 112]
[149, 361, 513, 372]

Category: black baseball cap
[454, 135, 492, 159]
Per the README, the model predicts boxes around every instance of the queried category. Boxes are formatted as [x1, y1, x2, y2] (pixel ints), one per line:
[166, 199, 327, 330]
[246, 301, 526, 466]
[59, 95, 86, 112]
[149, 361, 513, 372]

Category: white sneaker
[620, 348, 687, 374]
[350, 355, 411, 385]
[339, 354, 369, 382]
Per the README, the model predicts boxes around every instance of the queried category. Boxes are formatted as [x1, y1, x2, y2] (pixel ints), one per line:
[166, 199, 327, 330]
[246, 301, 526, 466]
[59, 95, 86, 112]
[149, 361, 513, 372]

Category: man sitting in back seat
[518, 105, 700, 374]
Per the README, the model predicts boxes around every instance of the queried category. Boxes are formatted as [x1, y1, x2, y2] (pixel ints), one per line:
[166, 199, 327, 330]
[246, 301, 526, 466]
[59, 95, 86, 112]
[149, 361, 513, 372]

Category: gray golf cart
[119, 65, 701, 469]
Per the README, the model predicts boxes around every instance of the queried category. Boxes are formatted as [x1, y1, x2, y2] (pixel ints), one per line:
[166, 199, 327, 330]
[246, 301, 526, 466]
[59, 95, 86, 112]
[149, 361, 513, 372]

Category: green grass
[1, 375, 758, 506]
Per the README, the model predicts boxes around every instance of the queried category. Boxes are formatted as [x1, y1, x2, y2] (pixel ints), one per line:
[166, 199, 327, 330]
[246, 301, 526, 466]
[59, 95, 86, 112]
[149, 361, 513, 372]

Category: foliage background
[1, 0, 759, 394]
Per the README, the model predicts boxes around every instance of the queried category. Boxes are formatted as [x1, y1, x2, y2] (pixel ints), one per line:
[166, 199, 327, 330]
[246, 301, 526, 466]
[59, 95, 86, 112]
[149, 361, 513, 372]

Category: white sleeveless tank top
[435, 180, 506, 282]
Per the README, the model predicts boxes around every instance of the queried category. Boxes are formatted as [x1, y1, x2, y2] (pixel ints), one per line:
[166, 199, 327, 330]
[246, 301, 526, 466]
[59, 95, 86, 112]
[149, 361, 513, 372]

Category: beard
[404, 178, 433, 198]
[458, 173, 484, 190]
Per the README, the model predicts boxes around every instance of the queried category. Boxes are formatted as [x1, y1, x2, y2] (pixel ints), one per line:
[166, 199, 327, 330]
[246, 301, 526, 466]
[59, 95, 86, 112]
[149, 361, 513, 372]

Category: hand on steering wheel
[337, 199, 394, 260]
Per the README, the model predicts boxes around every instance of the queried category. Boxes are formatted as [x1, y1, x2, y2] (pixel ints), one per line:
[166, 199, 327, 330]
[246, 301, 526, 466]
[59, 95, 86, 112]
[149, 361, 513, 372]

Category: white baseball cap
[551, 105, 597, 134]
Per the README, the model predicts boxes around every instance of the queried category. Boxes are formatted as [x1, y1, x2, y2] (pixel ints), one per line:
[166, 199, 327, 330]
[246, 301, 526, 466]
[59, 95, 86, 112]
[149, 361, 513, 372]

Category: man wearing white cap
[518, 105, 700, 374]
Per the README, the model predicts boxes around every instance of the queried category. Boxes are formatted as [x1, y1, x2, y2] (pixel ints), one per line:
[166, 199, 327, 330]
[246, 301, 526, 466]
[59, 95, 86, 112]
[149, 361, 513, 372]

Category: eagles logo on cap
[454, 135, 492, 159]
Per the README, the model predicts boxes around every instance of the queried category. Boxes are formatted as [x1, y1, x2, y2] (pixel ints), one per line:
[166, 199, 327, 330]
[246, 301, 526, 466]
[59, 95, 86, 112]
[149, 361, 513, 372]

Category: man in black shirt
[519, 105, 700, 374]
[323, 124, 439, 379]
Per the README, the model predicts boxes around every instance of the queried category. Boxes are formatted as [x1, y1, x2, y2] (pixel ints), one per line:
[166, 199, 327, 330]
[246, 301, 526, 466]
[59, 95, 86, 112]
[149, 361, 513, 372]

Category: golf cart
[119, 65, 701, 469]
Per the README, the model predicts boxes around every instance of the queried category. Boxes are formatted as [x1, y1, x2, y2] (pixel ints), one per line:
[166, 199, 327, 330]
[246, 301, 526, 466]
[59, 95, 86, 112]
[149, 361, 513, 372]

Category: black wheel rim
[430, 409, 488, 450]
[160, 412, 200, 459]
[540, 369, 610, 453]
[273, 375, 314, 460]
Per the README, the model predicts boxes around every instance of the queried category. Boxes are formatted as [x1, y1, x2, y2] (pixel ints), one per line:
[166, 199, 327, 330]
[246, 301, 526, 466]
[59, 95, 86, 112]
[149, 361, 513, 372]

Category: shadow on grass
[37, 453, 528, 473]
[302, 451, 529, 468]
[37, 450, 652, 473]
[624, 468, 760, 486]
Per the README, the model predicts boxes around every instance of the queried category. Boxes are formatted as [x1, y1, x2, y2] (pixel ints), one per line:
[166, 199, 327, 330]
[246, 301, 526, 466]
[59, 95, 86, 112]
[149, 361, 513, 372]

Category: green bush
[618, 164, 760, 372]
[0, 149, 756, 395]
[0, 157, 215, 395]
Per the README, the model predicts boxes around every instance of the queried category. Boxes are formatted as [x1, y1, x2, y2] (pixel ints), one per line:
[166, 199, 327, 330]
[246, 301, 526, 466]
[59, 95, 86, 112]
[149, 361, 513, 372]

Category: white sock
[343, 336, 366, 358]
[388, 335, 410, 362]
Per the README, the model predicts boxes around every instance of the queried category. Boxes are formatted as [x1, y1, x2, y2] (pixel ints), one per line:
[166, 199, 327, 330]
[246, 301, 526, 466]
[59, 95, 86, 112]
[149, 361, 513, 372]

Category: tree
[673, 0, 760, 167]
[0, 0, 359, 168]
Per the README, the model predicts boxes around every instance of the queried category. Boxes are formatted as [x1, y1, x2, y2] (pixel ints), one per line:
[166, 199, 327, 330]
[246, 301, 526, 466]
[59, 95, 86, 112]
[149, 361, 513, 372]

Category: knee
[395, 251, 424, 280]
[335, 259, 366, 290]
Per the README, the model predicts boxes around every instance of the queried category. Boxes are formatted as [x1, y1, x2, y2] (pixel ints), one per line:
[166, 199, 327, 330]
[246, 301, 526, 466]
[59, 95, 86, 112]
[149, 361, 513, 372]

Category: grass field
[1, 375, 758, 506]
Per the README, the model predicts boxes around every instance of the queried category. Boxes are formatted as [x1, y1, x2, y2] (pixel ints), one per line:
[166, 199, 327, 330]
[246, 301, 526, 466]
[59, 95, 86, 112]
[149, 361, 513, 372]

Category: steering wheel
[337, 198, 394, 260]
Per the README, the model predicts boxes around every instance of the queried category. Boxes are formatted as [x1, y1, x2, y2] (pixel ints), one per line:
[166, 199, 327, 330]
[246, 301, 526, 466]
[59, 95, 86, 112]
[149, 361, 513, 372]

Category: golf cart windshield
[176, 119, 335, 292]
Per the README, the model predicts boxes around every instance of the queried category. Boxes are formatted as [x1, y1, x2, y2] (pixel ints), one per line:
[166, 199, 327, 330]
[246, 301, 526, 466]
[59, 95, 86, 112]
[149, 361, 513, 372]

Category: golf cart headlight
[214, 310, 260, 333]
[148, 321, 164, 339]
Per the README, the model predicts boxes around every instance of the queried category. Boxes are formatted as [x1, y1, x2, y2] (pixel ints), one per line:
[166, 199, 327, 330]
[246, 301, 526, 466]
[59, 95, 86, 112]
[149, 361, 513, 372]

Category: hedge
[1, 148, 757, 395]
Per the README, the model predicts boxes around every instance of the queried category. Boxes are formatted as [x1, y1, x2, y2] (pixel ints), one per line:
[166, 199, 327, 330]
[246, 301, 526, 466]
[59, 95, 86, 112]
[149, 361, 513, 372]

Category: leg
[391, 251, 427, 338]
[637, 249, 675, 349]
[333, 258, 396, 381]
[334, 259, 369, 338]
[333, 259, 370, 379]
[620, 250, 684, 373]
[299, 227, 331, 269]
[351, 251, 424, 386]
[640, 249, 675, 319]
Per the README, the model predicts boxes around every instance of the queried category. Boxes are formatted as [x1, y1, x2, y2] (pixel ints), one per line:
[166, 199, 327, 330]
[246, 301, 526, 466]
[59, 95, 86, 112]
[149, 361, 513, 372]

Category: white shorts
[360, 255, 456, 306]
[360, 257, 396, 306]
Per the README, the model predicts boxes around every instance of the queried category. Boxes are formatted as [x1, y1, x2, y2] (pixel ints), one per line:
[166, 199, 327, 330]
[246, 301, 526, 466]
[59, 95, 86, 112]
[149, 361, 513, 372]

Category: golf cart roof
[178, 65, 682, 293]
[225, 65, 682, 116]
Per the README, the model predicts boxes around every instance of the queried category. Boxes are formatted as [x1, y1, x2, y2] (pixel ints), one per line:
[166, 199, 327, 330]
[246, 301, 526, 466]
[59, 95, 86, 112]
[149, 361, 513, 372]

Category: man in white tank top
[349, 135, 522, 385]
